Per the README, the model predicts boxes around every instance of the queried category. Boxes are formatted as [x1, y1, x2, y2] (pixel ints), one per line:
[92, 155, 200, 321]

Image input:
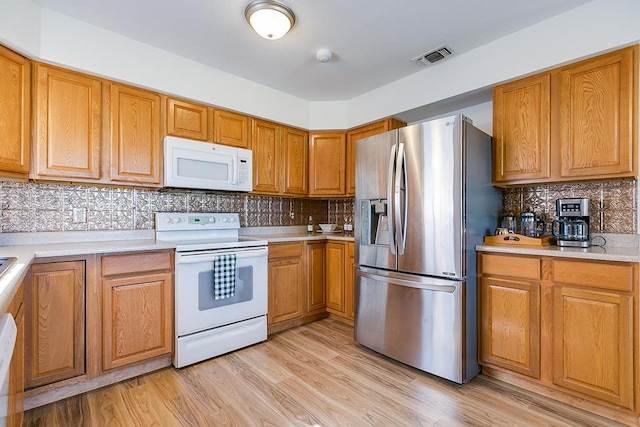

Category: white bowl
[319, 223, 337, 232]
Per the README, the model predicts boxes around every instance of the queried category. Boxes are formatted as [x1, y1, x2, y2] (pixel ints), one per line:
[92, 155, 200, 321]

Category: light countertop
[476, 243, 640, 262]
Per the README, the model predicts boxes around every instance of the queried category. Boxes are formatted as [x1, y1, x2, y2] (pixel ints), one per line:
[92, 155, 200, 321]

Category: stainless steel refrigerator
[354, 114, 500, 384]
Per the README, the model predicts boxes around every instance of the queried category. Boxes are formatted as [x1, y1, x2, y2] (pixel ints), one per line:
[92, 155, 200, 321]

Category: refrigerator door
[354, 266, 474, 384]
[397, 116, 464, 279]
[355, 130, 398, 271]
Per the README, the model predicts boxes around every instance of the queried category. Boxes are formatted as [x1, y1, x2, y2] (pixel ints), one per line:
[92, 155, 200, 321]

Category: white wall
[0, 0, 638, 131]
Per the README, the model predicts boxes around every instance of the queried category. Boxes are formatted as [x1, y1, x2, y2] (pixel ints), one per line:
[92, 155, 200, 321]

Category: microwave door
[170, 147, 235, 190]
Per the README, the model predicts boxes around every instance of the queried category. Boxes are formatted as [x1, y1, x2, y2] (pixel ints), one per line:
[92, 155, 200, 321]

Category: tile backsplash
[501, 179, 637, 234]
[0, 181, 354, 233]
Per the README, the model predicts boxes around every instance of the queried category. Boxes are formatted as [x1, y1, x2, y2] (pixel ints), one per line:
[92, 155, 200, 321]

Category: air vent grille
[412, 46, 453, 66]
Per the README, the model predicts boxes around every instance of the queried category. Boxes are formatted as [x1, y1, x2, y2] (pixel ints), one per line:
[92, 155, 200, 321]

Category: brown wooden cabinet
[252, 119, 308, 196]
[325, 242, 345, 314]
[306, 242, 326, 315]
[7, 280, 24, 427]
[166, 97, 208, 141]
[478, 251, 637, 414]
[308, 132, 346, 196]
[25, 261, 85, 389]
[493, 45, 637, 186]
[267, 242, 305, 333]
[101, 251, 173, 371]
[493, 73, 551, 184]
[346, 119, 405, 195]
[33, 64, 102, 181]
[107, 84, 163, 186]
[213, 109, 250, 149]
[0, 45, 30, 178]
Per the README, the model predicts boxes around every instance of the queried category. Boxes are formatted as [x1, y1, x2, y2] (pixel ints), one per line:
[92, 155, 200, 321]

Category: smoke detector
[412, 45, 453, 66]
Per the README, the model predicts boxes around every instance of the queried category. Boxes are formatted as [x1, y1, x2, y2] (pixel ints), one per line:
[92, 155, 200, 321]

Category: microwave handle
[231, 157, 237, 185]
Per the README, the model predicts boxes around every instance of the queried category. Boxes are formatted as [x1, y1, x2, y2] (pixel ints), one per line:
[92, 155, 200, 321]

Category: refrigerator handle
[387, 143, 397, 255]
[357, 270, 457, 293]
[394, 142, 406, 255]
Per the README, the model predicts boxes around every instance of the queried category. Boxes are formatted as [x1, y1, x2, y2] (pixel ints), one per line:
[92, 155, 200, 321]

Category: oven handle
[176, 247, 268, 264]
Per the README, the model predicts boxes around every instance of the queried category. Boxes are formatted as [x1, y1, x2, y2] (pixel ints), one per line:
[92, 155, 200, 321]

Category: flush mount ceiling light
[245, 0, 296, 40]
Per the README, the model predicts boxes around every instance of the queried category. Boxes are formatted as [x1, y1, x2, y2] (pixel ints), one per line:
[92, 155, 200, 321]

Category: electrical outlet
[73, 207, 87, 223]
[289, 211, 295, 220]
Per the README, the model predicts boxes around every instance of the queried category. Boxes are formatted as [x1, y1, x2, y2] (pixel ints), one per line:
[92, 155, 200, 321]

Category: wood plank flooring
[24, 319, 625, 426]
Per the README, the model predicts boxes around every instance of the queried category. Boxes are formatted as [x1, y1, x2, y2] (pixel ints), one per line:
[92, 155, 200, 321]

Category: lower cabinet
[326, 241, 355, 322]
[267, 242, 305, 329]
[101, 252, 174, 371]
[306, 242, 326, 316]
[25, 261, 85, 388]
[478, 252, 637, 415]
[7, 280, 24, 427]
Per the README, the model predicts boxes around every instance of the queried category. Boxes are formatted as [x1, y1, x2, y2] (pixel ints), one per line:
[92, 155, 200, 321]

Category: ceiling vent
[412, 45, 453, 66]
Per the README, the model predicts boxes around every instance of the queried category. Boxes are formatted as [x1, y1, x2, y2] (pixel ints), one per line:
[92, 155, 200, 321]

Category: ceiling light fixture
[245, 0, 296, 40]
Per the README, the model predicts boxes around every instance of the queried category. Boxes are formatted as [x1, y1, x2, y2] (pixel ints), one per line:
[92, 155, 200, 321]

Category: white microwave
[164, 136, 252, 192]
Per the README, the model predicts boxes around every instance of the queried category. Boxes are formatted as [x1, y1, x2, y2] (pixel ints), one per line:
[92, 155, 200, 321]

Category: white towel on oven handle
[213, 253, 236, 300]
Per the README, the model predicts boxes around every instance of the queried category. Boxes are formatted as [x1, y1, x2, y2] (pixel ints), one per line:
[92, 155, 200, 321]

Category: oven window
[197, 265, 253, 310]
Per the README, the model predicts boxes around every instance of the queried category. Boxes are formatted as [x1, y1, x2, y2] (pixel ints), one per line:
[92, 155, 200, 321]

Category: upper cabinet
[33, 64, 102, 181]
[308, 132, 346, 196]
[493, 45, 637, 186]
[346, 119, 405, 195]
[166, 97, 251, 149]
[252, 118, 308, 196]
[106, 83, 163, 186]
[0, 45, 30, 178]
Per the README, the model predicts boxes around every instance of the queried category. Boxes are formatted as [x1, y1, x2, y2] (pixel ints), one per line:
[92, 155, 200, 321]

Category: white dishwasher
[0, 313, 17, 427]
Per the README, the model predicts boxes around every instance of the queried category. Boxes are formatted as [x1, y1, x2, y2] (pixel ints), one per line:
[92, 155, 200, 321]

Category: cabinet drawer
[479, 254, 541, 280]
[102, 251, 173, 276]
[268, 242, 303, 260]
[551, 259, 634, 292]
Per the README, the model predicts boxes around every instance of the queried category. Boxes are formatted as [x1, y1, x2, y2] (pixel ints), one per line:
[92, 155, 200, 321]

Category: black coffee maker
[552, 198, 590, 248]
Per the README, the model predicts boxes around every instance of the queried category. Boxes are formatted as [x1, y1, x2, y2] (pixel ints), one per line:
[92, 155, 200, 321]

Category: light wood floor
[25, 319, 624, 426]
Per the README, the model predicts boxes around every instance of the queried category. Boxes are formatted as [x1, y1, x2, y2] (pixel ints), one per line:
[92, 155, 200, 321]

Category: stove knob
[229, 216, 235, 223]
[222, 217, 228, 223]
[172, 217, 181, 224]
[208, 217, 216, 223]
[164, 217, 171, 224]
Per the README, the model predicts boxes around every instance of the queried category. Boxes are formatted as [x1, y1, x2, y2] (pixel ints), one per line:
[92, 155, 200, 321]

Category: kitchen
[1, 0, 639, 425]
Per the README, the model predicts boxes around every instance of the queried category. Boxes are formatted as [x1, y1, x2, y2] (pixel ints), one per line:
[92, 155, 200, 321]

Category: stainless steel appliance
[354, 114, 500, 384]
[155, 212, 268, 368]
[164, 136, 253, 192]
[552, 198, 590, 248]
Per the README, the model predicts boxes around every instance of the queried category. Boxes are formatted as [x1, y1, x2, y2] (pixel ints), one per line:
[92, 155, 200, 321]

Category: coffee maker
[552, 198, 590, 247]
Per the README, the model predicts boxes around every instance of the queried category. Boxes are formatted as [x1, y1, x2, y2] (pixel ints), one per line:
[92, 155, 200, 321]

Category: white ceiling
[33, 0, 594, 102]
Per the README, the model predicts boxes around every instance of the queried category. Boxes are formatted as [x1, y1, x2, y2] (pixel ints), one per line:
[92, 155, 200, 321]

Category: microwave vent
[412, 46, 453, 66]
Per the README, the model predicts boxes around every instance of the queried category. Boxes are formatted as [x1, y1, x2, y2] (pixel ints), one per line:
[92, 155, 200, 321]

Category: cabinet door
[346, 119, 404, 195]
[552, 286, 633, 408]
[7, 281, 24, 427]
[34, 64, 102, 180]
[559, 46, 636, 179]
[479, 277, 540, 378]
[108, 84, 162, 186]
[0, 45, 30, 177]
[26, 261, 85, 388]
[308, 132, 346, 196]
[493, 72, 551, 184]
[102, 272, 173, 370]
[306, 243, 326, 315]
[252, 119, 282, 194]
[282, 126, 308, 195]
[345, 242, 355, 320]
[326, 242, 345, 313]
[268, 258, 304, 324]
[166, 98, 208, 140]
[214, 109, 250, 149]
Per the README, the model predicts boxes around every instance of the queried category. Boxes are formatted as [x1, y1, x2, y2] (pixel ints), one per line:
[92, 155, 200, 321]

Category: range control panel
[155, 212, 240, 231]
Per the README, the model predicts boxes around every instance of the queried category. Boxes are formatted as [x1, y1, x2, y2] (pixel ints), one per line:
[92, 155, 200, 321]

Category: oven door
[175, 246, 268, 336]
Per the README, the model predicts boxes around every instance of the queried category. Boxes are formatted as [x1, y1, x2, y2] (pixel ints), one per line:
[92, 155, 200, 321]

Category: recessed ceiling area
[33, 0, 594, 102]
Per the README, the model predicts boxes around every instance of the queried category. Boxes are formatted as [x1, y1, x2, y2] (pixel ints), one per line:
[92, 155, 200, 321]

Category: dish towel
[213, 254, 236, 300]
